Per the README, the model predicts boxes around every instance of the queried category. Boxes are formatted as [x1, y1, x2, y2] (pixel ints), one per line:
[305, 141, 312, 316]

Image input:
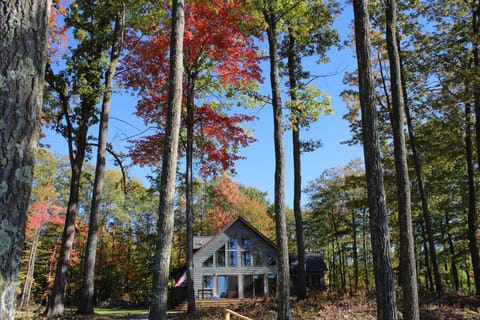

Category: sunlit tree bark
[149, 0, 184, 319]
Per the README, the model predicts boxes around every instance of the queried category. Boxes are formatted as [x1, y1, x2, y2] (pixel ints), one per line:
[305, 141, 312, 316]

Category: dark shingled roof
[289, 253, 328, 273]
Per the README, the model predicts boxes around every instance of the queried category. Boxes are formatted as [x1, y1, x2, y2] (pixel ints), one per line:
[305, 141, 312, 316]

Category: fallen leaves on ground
[194, 291, 480, 319]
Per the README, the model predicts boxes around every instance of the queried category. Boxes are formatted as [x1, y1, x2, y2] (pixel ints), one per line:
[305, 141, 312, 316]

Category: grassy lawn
[94, 308, 148, 315]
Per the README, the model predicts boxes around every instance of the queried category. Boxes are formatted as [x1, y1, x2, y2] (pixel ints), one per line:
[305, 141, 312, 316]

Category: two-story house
[174, 216, 327, 302]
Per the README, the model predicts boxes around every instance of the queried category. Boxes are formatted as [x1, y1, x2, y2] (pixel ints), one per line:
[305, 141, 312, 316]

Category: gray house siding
[192, 218, 278, 299]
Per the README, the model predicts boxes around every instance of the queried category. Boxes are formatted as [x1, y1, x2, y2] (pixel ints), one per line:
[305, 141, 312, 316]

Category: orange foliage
[48, 0, 69, 62]
[204, 176, 275, 239]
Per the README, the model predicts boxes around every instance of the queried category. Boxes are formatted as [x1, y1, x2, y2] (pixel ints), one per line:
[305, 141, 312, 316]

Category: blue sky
[42, 2, 363, 207]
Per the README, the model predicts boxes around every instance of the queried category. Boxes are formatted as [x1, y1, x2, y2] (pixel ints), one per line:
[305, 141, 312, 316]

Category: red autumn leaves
[120, 0, 263, 176]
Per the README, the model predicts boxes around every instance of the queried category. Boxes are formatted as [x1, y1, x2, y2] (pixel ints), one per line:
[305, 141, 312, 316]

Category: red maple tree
[120, 0, 263, 176]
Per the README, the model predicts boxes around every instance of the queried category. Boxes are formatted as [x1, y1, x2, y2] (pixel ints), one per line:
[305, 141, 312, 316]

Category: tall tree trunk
[470, 0, 480, 297]
[385, 1, 419, 318]
[398, 39, 443, 294]
[264, 5, 291, 320]
[420, 223, 434, 292]
[47, 143, 87, 317]
[330, 210, 345, 293]
[149, 0, 184, 318]
[185, 76, 196, 316]
[77, 6, 125, 314]
[287, 31, 307, 301]
[351, 209, 359, 294]
[0, 1, 50, 319]
[362, 208, 370, 292]
[20, 228, 42, 310]
[402, 72, 442, 294]
[352, 0, 398, 318]
[464, 100, 480, 295]
[339, 242, 346, 293]
[472, 0, 480, 179]
[444, 210, 460, 290]
[330, 242, 336, 291]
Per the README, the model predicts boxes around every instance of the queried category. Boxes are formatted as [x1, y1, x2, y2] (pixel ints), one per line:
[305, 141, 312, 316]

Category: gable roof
[193, 215, 276, 257]
[289, 253, 328, 273]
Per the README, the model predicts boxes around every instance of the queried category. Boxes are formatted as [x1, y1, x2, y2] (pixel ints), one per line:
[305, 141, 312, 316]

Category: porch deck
[173, 297, 265, 311]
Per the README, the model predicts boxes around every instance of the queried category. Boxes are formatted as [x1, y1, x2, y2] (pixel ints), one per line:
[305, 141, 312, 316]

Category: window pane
[241, 235, 250, 249]
[203, 255, 213, 267]
[217, 245, 225, 267]
[218, 276, 228, 298]
[242, 250, 251, 266]
[229, 237, 238, 249]
[229, 251, 238, 267]
[203, 275, 213, 288]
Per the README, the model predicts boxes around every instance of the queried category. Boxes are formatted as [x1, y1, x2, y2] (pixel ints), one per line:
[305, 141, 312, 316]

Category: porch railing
[224, 308, 252, 320]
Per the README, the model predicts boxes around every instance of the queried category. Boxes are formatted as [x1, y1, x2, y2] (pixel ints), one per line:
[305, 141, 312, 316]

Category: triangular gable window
[203, 255, 213, 267]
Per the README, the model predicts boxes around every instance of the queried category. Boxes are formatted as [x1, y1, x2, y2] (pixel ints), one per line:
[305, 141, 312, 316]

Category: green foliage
[305, 159, 371, 294]
[285, 85, 333, 131]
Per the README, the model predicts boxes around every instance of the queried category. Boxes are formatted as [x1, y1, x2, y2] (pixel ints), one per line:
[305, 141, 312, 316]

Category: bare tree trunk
[185, 77, 196, 316]
[0, 1, 50, 319]
[398, 46, 443, 295]
[444, 210, 460, 290]
[264, 4, 291, 319]
[20, 228, 42, 310]
[287, 31, 307, 301]
[361, 208, 370, 292]
[352, 0, 397, 318]
[149, 0, 184, 318]
[384, 1, 419, 318]
[469, 0, 480, 297]
[473, 0, 480, 188]
[464, 99, 480, 295]
[46, 108, 89, 317]
[420, 223, 434, 292]
[330, 242, 336, 291]
[77, 6, 125, 314]
[351, 209, 359, 294]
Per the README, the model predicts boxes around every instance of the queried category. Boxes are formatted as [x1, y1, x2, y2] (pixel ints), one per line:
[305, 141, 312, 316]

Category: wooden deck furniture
[197, 288, 213, 299]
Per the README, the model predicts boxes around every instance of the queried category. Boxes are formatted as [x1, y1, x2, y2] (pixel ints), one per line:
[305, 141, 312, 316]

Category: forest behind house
[2, 0, 480, 319]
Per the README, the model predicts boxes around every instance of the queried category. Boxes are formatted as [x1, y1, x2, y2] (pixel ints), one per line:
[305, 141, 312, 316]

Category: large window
[228, 237, 239, 267]
[228, 250, 238, 267]
[227, 235, 258, 267]
[203, 275, 213, 289]
[241, 235, 251, 266]
[218, 275, 238, 298]
[242, 250, 251, 266]
[216, 245, 226, 267]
